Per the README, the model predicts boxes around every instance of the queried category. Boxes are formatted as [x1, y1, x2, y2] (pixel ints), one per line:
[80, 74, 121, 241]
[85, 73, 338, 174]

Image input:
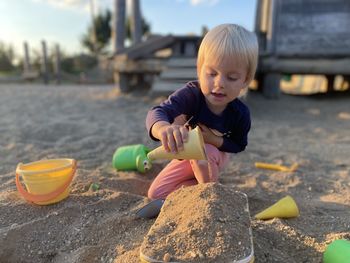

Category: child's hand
[153, 122, 189, 153]
[198, 123, 224, 148]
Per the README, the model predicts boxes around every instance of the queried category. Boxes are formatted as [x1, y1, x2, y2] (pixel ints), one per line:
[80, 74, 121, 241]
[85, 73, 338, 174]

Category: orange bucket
[16, 159, 77, 205]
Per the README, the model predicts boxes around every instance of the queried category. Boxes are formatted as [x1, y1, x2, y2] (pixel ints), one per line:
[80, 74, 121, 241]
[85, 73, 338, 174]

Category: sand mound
[140, 183, 253, 262]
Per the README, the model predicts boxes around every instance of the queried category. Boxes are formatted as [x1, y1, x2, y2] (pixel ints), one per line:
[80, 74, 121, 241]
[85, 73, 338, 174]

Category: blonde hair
[197, 24, 258, 85]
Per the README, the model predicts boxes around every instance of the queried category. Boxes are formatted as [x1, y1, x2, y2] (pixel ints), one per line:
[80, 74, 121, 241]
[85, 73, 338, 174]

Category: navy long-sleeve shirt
[146, 81, 251, 153]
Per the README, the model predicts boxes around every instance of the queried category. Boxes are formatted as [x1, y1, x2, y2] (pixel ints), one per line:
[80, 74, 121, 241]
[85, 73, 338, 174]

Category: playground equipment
[255, 0, 350, 97]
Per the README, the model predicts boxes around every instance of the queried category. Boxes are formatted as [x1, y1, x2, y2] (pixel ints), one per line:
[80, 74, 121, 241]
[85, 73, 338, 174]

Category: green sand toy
[323, 239, 350, 263]
[112, 144, 152, 173]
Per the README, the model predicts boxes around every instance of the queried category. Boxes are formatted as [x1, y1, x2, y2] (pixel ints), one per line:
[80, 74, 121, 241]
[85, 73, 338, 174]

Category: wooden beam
[160, 68, 197, 80]
[115, 35, 175, 60]
[259, 58, 350, 75]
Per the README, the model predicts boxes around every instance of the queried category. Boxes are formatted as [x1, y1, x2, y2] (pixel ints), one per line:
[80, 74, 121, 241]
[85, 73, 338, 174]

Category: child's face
[199, 57, 248, 114]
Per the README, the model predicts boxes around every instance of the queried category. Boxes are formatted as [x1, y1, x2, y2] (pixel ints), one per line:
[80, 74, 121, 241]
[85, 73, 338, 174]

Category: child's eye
[207, 72, 217, 77]
[228, 76, 238, 81]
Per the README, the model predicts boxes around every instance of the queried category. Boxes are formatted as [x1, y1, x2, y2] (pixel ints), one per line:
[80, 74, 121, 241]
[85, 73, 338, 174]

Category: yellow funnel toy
[255, 195, 299, 220]
[147, 126, 207, 161]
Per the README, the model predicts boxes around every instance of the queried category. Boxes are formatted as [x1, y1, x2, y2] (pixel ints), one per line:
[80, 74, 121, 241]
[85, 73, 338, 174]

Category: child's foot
[136, 199, 164, 219]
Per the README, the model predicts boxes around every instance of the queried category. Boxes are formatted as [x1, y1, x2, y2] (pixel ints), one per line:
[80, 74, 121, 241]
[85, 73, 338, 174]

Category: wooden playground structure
[255, 0, 350, 97]
[113, 0, 350, 97]
[22, 41, 60, 84]
[114, 35, 200, 95]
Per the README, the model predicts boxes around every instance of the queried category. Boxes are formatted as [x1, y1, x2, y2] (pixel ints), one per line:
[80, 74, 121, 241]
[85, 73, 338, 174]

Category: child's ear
[239, 87, 249, 98]
[241, 81, 248, 90]
[243, 75, 251, 87]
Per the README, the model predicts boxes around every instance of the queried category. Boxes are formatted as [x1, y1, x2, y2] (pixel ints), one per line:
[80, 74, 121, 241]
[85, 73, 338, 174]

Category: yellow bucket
[16, 159, 77, 205]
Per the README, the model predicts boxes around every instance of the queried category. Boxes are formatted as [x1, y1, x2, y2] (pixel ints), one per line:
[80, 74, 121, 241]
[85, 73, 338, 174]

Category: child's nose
[215, 75, 225, 88]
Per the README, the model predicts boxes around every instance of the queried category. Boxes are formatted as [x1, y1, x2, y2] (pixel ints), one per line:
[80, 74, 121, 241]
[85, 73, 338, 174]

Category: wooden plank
[115, 35, 175, 60]
[114, 58, 164, 73]
[266, 0, 275, 54]
[160, 68, 197, 80]
[149, 81, 186, 97]
[262, 73, 281, 99]
[259, 58, 350, 75]
[272, 0, 350, 57]
[166, 58, 197, 68]
[22, 70, 40, 80]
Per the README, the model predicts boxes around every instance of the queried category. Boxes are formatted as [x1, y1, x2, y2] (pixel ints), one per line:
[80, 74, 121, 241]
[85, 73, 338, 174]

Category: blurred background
[0, 0, 349, 97]
[0, 0, 255, 84]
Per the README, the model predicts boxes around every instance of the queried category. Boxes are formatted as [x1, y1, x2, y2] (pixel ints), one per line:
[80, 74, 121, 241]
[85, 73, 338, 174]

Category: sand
[140, 183, 252, 263]
[0, 83, 349, 263]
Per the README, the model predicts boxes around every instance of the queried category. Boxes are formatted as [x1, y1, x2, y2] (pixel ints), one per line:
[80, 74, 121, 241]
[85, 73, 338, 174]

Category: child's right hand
[152, 121, 189, 153]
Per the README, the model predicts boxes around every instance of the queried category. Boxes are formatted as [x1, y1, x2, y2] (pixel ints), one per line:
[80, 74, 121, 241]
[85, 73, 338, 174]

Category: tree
[0, 42, 15, 72]
[81, 8, 151, 55]
[81, 9, 112, 55]
[126, 15, 151, 42]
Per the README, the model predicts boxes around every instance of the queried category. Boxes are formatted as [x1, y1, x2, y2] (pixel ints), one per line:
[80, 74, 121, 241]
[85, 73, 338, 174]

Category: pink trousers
[148, 143, 229, 200]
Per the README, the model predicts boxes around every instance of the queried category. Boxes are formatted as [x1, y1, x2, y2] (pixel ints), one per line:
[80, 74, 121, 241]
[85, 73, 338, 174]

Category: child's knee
[205, 144, 221, 164]
[148, 185, 168, 200]
[148, 186, 160, 200]
[191, 159, 219, 182]
[147, 188, 155, 199]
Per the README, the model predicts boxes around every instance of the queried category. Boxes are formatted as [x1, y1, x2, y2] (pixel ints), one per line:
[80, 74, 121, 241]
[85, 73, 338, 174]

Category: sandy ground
[0, 83, 349, 263]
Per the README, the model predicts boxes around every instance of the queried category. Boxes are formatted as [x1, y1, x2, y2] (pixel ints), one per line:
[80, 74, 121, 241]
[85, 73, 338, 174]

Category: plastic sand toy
[255, 195, 299, 220]
[255, 162, 299, 172]
[147, 126, 207, 161]
[16, 159, 77, 205]
[113, 144, 152, 173]
[323, 239, 350, 263]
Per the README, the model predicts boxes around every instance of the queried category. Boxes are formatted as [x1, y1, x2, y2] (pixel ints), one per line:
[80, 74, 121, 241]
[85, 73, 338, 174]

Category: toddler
[146, 23, 258, 200]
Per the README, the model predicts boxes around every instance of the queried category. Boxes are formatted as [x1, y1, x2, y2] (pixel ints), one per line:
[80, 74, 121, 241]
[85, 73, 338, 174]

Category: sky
[0, 0, 257, 57]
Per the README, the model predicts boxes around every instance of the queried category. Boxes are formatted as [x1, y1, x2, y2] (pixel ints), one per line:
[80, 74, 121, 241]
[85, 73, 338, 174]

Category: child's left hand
[198, 123, 224, 148]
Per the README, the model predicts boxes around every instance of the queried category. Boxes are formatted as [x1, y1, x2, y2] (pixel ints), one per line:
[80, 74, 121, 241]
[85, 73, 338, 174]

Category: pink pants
[148, 144, 229, 200]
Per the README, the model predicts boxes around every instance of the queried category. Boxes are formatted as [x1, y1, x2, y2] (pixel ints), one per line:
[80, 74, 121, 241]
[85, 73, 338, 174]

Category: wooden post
[113, 0, 129, 92]
[263, 73, 281, 99]
[23, 42, 31, 72]
[326, 74, 335, 93]
[131, 0, 142, 45]
[53, 44, 61, 84]
[266, 0, 276, 55]
[41, 40, 49, 84]
[113, 0, 126, 53]
[89, 0, 97, 55]
[184, 42, 196, 57]
[254, 0, 269, 51]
